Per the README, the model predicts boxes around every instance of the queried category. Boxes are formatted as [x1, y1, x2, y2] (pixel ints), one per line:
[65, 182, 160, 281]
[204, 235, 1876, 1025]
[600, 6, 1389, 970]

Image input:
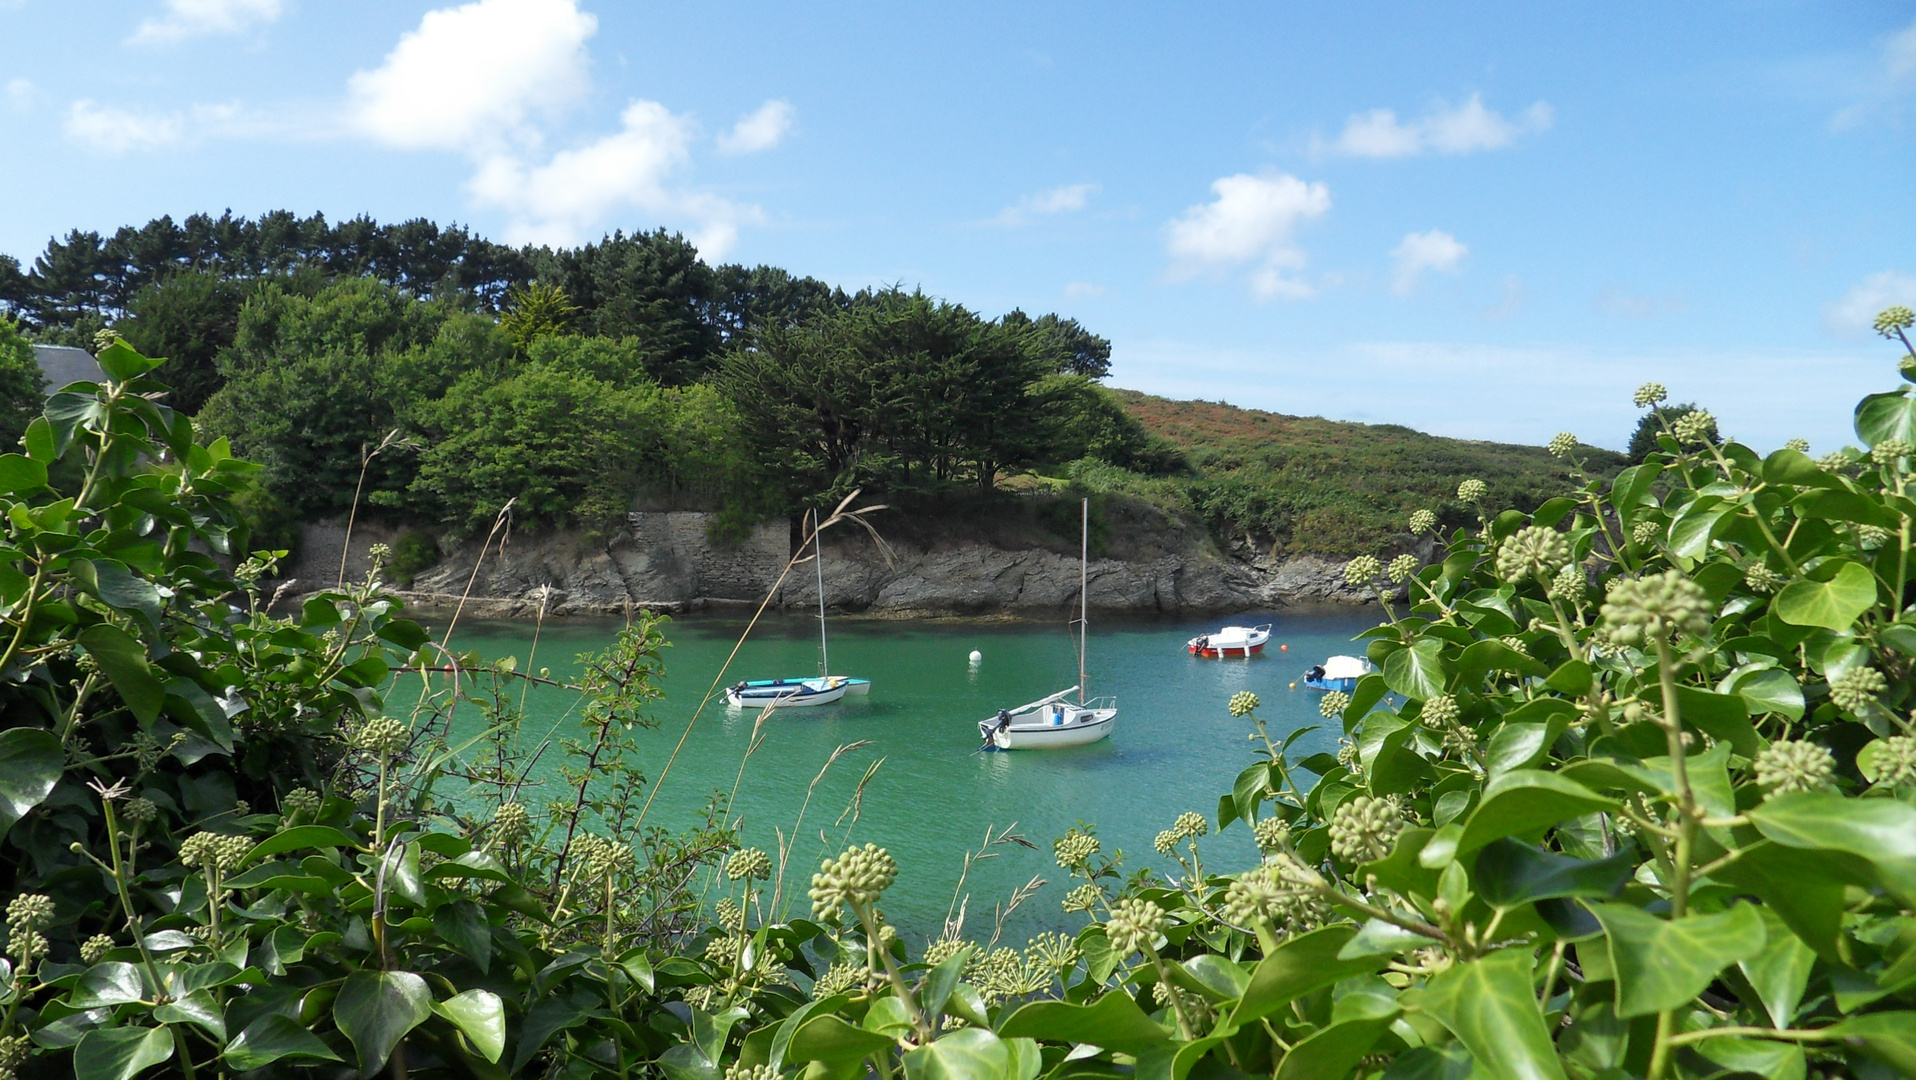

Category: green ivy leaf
[1588, 902, 1766, 1019]
[1225, 924, 1386, 1029]
[1749, 792, 1916, 905]
[1823, 1012, 1916, 1075]
[903, 1027, 1011, 1080]
[152, 989, 226, 1041]
[96, 340, 161, 382]
[333, 969, 433, 1076]
[0, 727, 62, 839]
[1773, 560, 1878, 630]
[1728, 667, 1805, 722]
[1383, 638, 1449, 700]
[69, 962, 147, 1008]
[223, 1013, 345, 1071]
[1737, 907, 1816, 1029]
[999, 989, 1172, 1054]
[1855, 387, 1916, 448]
[789, 1014, 897, 1065]
[1455, 770, 1617, 856]
[77, 624, 165, 723]
[0, 453, 48, 494]
[1473, 839, 1634, 908]
[1274, 994, 1399, 1080]
[1418, 948, 1567, 1080]
[73, 1026, 174, 1080]
[432, 989, 506, 1064]
[245, 825, 364, 862]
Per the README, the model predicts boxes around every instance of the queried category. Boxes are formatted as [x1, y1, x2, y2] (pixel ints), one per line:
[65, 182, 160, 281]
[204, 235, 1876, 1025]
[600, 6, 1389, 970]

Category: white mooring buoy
[968, 649, 983, 665]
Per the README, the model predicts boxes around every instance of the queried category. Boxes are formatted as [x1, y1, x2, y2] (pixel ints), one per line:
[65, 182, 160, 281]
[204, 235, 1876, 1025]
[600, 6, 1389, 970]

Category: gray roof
[31, 345, 104, 391]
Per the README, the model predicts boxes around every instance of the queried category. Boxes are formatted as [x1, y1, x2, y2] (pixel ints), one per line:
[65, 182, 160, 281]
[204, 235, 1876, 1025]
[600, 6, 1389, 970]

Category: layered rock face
[287, 506, 1378, 619]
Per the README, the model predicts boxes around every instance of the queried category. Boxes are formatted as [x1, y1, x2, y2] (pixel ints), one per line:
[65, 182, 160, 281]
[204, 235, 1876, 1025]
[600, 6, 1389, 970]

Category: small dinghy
[1188, 624, 1272, 657]
[725, 677, 850, 709]
[1302, 654, 1372, 692]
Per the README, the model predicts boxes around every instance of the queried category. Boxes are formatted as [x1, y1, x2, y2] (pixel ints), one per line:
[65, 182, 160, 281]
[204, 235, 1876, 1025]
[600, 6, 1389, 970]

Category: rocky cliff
[285, 499, 1385, 619]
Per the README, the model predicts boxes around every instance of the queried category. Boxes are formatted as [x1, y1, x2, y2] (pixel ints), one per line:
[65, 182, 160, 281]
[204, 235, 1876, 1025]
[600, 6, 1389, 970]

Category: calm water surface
[441, 608, 1375, 942]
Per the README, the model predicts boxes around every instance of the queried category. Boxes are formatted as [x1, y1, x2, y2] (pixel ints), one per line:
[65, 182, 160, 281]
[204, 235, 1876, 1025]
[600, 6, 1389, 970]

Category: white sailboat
[978, 499, 1116, 750]
[725, 507, 869, 709]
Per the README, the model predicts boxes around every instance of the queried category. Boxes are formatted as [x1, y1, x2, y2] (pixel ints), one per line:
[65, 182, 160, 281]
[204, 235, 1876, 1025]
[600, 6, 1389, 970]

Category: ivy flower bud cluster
[1631, 520, 1660, 547]
[1496, 526, 1571, 583]
[489, 801, 530, 846]
[1054, 830, 1100, 869]
[725, 847, 772, 881]
[178, 832, 251, 872]
[1548, 563, 1587, 603]
[1599, 570, 1712, 646]
[1817, 451, 1853, 471]
[1672, 410, 1716, 445]
[1329, 795, 1402, 864]
[714, 898, 745, 933]
[1221, 867, 1284, 926]
[809, 843, 897, 919]
[1103, 897, 1167, 955]
[1421, 694, 1460, 728]
[5, 894, 54, 964]
[725, 1063, 779, 1080]
[1228, 690, 1260, 717]
[121, 797, 158, 827]
[1319, 690, 1350, 720]
[1633, 382, 1668, 407]
[1871, 439, 1914, 467]
[1754, 740, 1836, 798]
[811, 960, 863, 1000]
[1252, 817, 1290, 854]
[1343, 555, 1381, 588]
[1408, 509, 1437, 535]
[1500, 635, 1528, 656]
[575, 834, 636, 880]
[1457, 479, 1488, 502]
[353, 716, 409, 758]
[80, 933, 115, 965]
[1026, 931, 1079, 972]
[1387, 553, 1419, 584]
[925, 938, 976, 968]
[1062, 883, 1101, 913]
[1828, 666, 1888, 714]
[1876, 305, 1916, 338]
[1870, 736, 1916, 788]
[1743, 565, 1784, 593]
[1784, 438, 1811, 453]
[1173, 811, 1208, 839]
[281, 787, 322, 821]
[1547, 432, 1578, 458]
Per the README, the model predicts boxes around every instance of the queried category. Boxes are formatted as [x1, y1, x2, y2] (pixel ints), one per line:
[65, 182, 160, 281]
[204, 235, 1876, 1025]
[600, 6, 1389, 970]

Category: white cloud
[1321, 95, 1553, 159]
[1063, 282, 1105, 299]
[1833, 18, 1916, 128]
[716, 99, 794, 154]
[129, 0, 284, 45]
[992, 183, 1096, 226]
[347, 0, 595, 153]
[1826, 271, 1916, 338]
[469, 100, 760, 253]
[1389, 229, 1467, 294]
[5, 78, 36, 113]
[346, 0, 759, 253]
[1165, 172, 1330, 299]
[65, 100, 185, 151]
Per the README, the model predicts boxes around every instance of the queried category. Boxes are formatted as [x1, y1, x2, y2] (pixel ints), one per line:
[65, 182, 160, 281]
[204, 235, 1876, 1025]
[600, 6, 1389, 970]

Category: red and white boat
[1187, 624, 1272, 657]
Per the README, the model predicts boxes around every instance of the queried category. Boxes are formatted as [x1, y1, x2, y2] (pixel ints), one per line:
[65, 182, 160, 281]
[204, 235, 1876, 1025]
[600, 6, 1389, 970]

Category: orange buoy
[1289, 681, 1296, 689]
[1279, 643, 1288, 651]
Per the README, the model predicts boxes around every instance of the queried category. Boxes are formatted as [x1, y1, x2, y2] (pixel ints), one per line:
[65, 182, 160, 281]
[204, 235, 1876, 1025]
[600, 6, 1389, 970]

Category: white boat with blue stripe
[725, 676, 859, 709]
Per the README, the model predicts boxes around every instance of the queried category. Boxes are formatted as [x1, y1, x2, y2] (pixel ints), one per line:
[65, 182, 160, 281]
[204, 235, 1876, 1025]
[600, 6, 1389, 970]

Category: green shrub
[389, 529, 440, 583]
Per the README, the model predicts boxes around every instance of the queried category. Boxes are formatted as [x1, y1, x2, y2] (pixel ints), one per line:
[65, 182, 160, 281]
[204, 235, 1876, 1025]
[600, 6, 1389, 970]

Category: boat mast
[814, 507, 829, 678]
[1079, 497, 1087, 705]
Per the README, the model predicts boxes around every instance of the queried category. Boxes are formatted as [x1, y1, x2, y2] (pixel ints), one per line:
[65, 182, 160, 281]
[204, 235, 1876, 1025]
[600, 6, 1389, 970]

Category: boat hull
[725, 678, 849, 708]
[1301, 676, 1361, 692]
[834, 678, 871, 696]
[1187, 624, 1272, 658]
[978, 697, 1117, 750]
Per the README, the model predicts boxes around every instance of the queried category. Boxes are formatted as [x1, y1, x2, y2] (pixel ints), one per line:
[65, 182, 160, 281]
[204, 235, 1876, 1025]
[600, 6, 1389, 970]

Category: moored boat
[1302, 654, 1372, 692]
[1187, 624, 1272, 657]
[978, 687, 1117, 749]
[979, 498, 1116, 751]
[725, 677, 850, 708]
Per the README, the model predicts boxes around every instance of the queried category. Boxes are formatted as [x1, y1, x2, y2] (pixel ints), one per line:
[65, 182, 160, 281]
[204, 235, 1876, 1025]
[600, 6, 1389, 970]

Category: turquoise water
[441, 607, 1376, 943]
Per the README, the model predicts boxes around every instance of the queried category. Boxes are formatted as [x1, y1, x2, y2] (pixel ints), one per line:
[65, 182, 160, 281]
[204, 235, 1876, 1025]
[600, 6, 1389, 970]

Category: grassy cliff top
[1104, 389, 1627, 558]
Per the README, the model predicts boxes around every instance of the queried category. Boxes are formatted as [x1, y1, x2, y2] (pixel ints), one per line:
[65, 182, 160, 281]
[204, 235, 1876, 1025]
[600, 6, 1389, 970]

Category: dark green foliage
[114, 268, 251, 412]
[539, 229, 722, 384]
[389, 530, 440, 583]
[1628, 402, 1711, 462]
[0, 317, 47, 450]
[1040, 376, 1185, 474]
[1002, 309, 1113, 378]
[721, 288, 1057, 499]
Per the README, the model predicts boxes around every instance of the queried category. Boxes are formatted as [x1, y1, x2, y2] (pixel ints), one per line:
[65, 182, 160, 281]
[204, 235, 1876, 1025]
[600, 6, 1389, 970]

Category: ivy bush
[9, 314, 1916, 1080]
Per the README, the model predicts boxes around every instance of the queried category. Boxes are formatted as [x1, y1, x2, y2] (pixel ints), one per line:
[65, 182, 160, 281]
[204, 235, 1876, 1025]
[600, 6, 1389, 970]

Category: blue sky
[3, 1, 1913, 452]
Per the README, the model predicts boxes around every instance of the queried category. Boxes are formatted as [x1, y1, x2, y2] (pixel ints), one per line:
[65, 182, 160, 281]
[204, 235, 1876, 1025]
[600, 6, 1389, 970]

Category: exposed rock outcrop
[286, 502, 1383, 619]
